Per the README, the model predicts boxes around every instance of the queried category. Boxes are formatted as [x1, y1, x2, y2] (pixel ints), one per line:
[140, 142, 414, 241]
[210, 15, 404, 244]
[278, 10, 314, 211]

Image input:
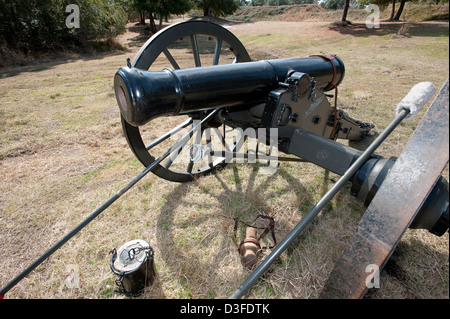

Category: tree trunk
[393, 0, 406, 21]
[139, 11, 146, 25]
[342, 0, 350, 23]
[149, 12, 157, 33]
[389, 0, 396, 21]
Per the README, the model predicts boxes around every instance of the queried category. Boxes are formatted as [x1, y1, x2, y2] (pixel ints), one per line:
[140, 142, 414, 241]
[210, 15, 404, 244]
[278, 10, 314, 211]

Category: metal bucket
[110, 239, 156, 296]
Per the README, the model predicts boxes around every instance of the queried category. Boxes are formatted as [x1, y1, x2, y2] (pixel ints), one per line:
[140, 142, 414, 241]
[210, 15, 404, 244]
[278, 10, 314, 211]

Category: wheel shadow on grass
[151, 161, 356, 298]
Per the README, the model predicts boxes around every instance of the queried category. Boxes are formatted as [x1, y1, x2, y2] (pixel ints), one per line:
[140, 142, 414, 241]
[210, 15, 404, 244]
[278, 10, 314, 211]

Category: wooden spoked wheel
[121, 20, 252, 182]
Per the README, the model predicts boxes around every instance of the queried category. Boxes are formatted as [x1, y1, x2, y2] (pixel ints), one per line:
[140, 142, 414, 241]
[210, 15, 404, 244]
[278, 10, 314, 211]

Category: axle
[114, 56, 344, 126]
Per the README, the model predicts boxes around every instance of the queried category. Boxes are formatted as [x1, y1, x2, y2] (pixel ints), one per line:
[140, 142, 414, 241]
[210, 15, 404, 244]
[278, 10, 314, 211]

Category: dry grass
[0, 16, 448, 299]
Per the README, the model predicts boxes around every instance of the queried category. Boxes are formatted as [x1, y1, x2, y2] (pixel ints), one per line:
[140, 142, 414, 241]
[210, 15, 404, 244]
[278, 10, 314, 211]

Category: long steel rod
[229, 108, 410, 299]
[146, 117, 193, 150]
[210, 150, 307, 162]
[0, 108, 220, 298]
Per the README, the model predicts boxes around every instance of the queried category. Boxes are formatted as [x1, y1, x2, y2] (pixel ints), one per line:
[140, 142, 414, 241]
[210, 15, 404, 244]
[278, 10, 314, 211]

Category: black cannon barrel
[115, 55, 345, 127]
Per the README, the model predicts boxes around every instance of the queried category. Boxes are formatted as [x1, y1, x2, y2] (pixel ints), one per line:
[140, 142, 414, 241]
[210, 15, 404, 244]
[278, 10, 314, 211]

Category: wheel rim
[121, 20, 252, 182]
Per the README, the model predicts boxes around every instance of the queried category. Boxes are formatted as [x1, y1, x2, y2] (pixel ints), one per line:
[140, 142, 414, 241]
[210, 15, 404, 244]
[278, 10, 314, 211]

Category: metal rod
[146, 117, 193, 150]
[164, 140, 188, 169]
[0, 108, 220, 298]
[210, 150, 307, 163]
[229, 108, 410, 299]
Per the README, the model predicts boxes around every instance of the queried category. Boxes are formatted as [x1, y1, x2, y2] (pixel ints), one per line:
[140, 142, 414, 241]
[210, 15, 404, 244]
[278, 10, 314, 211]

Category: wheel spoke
[164, 143, 185, 169]
[164, 113, 220, 170]
[190, 34, 201, 67]
[205, 127, 246, 164]
[213, 39, 222, 65]
[160, 108, 221, 168]
[163, 48, 181, 70]
[205, 135, 213, 168]
[186, 159, 194, 174]
[186, 121, 203, 173]
[164, 120, 203, 169]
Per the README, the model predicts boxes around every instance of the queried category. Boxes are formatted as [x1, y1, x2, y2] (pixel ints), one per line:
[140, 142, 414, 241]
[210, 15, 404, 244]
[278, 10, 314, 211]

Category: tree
[320, 0, 351, 22]
[193, 0, 240, 17]
[0, 0, 127, 54]
[131, 0, 191, 32]
[389, 0, 396, 20]
[321, 0, 346, 10]
[342, 0, 350, 22]
[132, 0, 156, 25]
[360, 0, 407, 21]
[392, 0, 406, 21]
[157, 0, 192, 27]
[359, 0, 395, 20]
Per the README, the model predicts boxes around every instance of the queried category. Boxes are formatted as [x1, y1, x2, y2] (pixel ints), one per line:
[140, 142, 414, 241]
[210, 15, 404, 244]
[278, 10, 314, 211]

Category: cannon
[114, 20, 447, 234]
[113, 20, 449, 299]
[1, 20, 448, 299]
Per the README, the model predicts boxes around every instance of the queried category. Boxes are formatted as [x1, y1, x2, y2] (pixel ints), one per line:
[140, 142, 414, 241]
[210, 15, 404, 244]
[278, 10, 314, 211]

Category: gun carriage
[1, 20, 448, 299]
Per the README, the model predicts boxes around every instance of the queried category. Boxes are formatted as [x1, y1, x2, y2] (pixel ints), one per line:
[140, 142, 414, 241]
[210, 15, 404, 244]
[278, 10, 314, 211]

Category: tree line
[321, 0, 449, 23]
[1, 0, 447, 58]
[128, 0, 241, 32]
[0, 0, 241, 55]
[324, 0, 409, 22]
[245, 0, 315, 5]
[0, 0, 127, 54]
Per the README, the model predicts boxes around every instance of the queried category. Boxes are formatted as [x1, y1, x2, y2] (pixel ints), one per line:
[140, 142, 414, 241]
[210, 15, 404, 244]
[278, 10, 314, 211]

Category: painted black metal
[351, 156, 397, 206]
[120, 19, 253, 182]
[409, 175, 449, 236]
[115, 56, 345, 127]
[286, 128, 362, 176]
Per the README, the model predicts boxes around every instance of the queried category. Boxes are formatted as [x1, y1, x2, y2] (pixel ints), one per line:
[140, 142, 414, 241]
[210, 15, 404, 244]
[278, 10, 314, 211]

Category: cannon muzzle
[114, 56, 345, 127]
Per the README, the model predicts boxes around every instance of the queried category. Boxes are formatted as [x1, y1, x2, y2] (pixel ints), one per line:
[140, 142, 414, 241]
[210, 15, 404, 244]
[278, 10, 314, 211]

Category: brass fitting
[238, 227, 261, 269]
